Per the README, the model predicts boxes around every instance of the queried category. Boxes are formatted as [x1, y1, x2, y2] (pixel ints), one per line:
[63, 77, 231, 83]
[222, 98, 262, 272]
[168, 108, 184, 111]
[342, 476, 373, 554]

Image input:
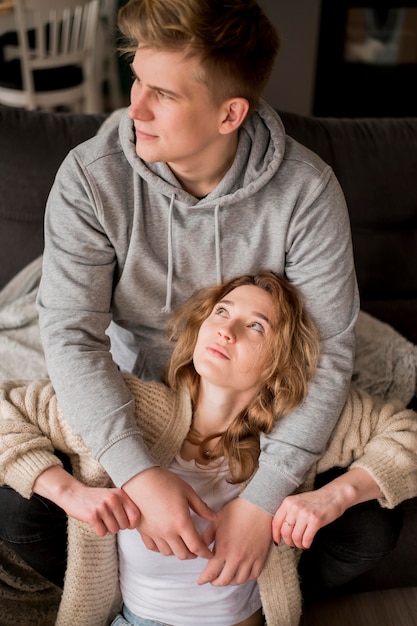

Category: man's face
[128, 47, 230, 185]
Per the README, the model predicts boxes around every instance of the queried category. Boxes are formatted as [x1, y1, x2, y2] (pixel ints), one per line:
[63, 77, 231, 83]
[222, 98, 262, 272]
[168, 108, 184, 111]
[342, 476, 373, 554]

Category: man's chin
[135, 148, 160, 163]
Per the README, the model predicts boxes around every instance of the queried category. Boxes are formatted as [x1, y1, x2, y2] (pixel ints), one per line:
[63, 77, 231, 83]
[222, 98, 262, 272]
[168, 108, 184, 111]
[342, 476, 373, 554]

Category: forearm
[322, 388, 417, 509]
[33, 466, 141, 536]
[36, 328, 157, 485]
[242, 349, 355, 514]
[33, 465, 82, 509]
[272, 467, 383, 549]
[318, 467, 383, 514]
[243, 178, 359, 513]
[38, 186, 157, 484]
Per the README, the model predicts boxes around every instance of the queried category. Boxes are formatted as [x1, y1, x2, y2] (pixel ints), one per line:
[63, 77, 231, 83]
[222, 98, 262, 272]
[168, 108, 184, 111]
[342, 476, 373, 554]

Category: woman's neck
[192, 380, 253, 436]
[180, 382, 245, 463]
[181, 380, 258, 463]
[193, 384, 239, 437]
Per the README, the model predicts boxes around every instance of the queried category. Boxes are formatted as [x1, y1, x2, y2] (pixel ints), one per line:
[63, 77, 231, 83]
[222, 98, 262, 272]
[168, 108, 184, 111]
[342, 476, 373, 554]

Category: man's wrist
[98, 433, 158, 488]
[241, 464, 299, 515]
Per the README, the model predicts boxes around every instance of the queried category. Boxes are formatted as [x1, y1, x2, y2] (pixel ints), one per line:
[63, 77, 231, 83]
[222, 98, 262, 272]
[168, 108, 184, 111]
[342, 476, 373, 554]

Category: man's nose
[129, 87, 153, 121]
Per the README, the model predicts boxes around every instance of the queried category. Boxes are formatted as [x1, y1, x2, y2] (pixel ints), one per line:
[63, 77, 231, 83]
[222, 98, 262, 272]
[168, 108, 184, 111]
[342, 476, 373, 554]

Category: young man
[0, 0, 363, 592]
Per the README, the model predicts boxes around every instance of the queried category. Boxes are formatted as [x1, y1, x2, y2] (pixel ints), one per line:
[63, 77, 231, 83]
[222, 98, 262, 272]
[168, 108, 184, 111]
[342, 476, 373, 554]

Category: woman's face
[193, 285, 275, 395]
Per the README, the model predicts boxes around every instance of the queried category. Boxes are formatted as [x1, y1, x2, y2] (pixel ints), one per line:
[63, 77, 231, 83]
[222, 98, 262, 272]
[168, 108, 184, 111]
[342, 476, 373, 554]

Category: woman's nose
[217, 324, 236, 342]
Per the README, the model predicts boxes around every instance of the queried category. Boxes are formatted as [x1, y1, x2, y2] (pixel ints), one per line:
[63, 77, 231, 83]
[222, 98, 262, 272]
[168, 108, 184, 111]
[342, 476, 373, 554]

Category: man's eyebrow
[217, 299, 272, 326]
[129, 64, 181, 98]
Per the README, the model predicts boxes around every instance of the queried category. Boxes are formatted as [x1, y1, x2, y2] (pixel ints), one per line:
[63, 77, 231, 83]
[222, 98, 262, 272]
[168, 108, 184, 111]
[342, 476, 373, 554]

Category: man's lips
[206, 344, 230, 359]
[134, 127, 157, 140]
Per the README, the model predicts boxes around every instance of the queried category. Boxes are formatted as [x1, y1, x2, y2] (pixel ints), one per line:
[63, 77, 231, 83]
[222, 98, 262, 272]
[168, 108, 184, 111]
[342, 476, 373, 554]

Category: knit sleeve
[258, 543, 302, 626]
[122, 373, 192, 466]
[0, 379, 70, 497]
[318, 387, 417, 508]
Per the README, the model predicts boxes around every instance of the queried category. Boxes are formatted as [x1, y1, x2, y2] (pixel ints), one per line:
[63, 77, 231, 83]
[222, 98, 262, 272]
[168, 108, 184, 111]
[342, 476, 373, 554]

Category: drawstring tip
[161, 305, 171, 314]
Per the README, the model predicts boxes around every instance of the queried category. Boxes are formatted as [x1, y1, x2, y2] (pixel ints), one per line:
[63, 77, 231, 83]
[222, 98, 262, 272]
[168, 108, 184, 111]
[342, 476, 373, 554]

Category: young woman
[0, 272, 416, 626]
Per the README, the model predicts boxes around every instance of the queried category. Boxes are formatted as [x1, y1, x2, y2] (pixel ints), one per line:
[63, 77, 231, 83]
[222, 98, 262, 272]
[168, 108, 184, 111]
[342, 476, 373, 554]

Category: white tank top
[118, 455, 262, 626]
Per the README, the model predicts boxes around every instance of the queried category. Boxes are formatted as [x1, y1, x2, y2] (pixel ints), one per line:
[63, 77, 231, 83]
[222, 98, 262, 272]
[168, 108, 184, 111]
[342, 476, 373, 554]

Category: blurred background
[261, 0, 417, 117]
[116, 1, 417, 118]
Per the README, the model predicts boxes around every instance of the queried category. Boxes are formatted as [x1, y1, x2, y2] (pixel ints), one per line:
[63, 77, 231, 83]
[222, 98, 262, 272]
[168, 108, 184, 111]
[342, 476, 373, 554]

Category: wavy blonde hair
[165, 272, 320, 483]
[118, 0, 279, 115]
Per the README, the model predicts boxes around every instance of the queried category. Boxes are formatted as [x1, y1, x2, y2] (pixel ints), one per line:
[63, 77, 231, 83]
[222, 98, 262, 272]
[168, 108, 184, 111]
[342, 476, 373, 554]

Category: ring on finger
[284, 520, 295, 527]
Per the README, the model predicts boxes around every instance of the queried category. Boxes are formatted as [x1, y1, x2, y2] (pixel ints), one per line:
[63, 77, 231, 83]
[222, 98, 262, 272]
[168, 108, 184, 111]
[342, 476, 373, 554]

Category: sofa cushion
[279, 112, 417, 344]
[0, 106, 106, 290]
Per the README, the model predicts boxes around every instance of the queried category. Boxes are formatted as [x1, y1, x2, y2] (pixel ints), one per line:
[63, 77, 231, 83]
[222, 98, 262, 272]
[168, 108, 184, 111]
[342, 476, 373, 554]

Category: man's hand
[123, 467, 217, 560]
[198, 498, 273, 586]
[34, 466, 141, 537]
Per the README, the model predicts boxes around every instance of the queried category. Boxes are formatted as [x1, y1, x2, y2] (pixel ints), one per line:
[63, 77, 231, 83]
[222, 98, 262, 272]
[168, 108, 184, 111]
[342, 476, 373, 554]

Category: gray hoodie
[37, 101, 359, 514]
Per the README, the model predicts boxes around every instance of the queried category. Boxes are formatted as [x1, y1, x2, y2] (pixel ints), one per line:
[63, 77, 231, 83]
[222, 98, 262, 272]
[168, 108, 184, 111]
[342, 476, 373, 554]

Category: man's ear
[219, 98, 250, 134]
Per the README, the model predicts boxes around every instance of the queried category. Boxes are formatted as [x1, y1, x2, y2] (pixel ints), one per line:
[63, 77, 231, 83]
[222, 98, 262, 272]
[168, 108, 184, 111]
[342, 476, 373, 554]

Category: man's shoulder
[70, 122, 125, 169]
[282, 133, 330, 177]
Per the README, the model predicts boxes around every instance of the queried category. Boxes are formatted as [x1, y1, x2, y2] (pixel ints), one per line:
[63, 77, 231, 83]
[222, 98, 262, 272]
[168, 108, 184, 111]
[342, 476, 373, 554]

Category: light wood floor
[300, 587, 417, 626]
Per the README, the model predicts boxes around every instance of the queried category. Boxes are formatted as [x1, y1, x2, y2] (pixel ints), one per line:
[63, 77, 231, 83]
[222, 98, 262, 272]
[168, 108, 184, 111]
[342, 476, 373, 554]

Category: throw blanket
[0, 539, 61, 626]
[353, 310, 417, 405]
[0, 257, 47, 381]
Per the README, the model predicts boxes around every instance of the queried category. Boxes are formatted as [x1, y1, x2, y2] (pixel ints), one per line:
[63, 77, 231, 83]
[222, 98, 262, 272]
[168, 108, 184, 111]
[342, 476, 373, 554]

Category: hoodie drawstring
[162, 198, 222, 314]
[161, 194, 175, 313]
[214, 204, 222, 284]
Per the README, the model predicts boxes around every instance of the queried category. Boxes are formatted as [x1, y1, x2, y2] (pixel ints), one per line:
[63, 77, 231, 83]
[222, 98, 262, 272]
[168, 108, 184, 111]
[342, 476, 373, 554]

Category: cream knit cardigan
[1, 374, 417, 626]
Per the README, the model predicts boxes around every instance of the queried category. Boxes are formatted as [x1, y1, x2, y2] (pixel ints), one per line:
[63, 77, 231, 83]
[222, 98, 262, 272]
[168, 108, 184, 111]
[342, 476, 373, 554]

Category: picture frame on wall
[314, 1, 417, 117]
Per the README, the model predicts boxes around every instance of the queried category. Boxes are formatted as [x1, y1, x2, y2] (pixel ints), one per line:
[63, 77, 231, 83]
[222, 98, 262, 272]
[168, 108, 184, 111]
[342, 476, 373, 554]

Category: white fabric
[118, 455, 261, 626]
[353, 310, 417, 405]
[0, 257, 47, 381]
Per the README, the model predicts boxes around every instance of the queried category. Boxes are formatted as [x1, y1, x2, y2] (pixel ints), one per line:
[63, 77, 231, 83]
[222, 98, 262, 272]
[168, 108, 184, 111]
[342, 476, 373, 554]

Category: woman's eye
[214, 306, 228, 317]
[249, 322, 265, 333]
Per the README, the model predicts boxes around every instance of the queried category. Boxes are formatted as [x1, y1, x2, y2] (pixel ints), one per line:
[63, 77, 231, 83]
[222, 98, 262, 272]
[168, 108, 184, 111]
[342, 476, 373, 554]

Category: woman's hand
[272, 467, 383, 549]
[34, 466, 141, 536]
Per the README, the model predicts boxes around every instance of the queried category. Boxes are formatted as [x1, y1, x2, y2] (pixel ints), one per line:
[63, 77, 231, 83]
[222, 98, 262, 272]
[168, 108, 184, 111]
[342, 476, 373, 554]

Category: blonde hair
[118, 0, 280, 115]
[165, 272, 320, 483]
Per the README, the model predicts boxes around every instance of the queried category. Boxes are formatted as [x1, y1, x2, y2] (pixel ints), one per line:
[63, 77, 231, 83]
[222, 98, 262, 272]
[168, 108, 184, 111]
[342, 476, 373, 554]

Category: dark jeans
[0, 450, 71, 589]
[0, 466, 402, 595]
[298, 467, 403, 604]
[0, 485, 68, 588]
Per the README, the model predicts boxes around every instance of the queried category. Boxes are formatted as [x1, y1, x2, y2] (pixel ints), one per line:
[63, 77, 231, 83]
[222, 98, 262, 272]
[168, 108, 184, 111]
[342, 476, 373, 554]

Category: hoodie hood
[118, 100, 287, 312]
[119, 99, 286, 209]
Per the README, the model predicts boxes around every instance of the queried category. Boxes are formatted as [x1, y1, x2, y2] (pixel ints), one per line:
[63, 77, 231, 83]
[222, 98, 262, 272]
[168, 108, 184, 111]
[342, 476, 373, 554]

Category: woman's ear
[219, 98, 250, 134]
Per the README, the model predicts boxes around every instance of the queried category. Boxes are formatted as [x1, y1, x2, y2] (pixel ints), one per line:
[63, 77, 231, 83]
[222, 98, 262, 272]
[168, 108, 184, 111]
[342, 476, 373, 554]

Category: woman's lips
[206, 345, 230, 359]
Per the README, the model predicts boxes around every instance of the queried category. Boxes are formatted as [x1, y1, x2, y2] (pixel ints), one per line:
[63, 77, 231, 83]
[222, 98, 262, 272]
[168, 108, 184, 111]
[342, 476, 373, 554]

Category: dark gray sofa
[0, 104, 416, 602]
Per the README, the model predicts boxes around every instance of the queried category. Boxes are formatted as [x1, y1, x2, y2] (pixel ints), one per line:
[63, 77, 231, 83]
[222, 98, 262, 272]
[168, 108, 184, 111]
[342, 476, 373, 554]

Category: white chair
[97, 0, 123, 111]
[0, 0, 102, 113]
